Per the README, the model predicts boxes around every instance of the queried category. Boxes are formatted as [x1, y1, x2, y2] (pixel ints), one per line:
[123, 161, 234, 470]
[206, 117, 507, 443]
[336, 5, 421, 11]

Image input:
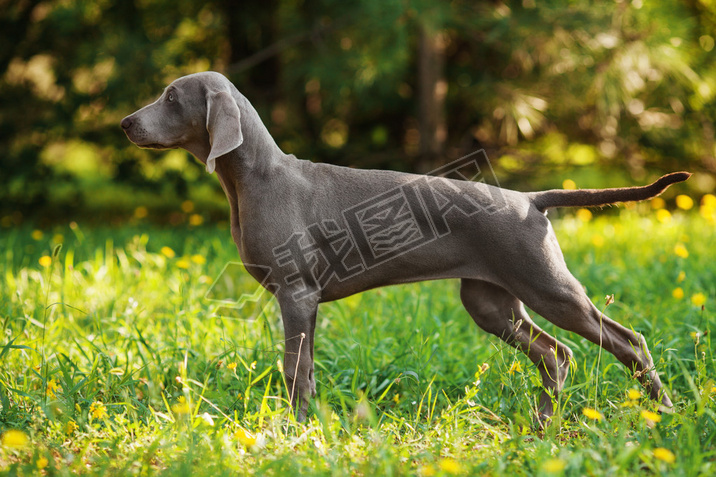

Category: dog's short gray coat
[122, 71, 685, 422]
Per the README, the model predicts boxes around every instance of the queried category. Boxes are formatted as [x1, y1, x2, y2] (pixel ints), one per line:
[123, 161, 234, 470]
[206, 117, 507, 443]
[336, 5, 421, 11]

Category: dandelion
[672, 287, 684, 300]
[1, 430, 29, 448]
[181, 200, 195, 213]
[576, 208, 593, 222]
[227, 362, 237, 371]
[176, 259, 190, 269]
[438, 458, 462, 475]
[690, 331, 699, 342]
[189, 214, 204, 226]
[160, 246, 176, 258]
[653, 447, 675, 464]
[673, 243, 689, 258]
[191, 255, 206, 265]
[676, 195, 694, 210]
[628, 389, 642, 401]
[656, 209, 671, 223]
[39, 255, 52, 268]
[89, 401, 107, 420]
[36, 456, 49, 469]
[562, 179, 577, 190]
[582, 407, 603, 421]
[417, 464, 436, 477]
[172, 396, 191, 415]
[677, 271, 686, 282]
[691, 293, 707, 307]
[541, 458, 566, 473]
[508, 361, 522, 375]
[703, 194, 716, 208]
[236, 428, 257, 448]
[46, 378, 61, 398]
[134, 206, 148, 219]
[65, 420, 78, 435]
[641, 409, 661, 424]
[651, 197, 666, 210]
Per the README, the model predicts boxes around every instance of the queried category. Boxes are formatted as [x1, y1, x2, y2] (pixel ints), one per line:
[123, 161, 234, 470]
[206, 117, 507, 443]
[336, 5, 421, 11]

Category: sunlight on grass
[0, 210, 714, 475]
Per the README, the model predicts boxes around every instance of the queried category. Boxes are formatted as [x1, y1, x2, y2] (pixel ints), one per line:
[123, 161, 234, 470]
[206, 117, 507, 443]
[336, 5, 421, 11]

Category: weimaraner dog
[122, 71, 687, 423]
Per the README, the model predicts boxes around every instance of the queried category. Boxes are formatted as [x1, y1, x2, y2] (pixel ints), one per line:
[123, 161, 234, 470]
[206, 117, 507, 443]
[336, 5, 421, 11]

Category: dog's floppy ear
[205, 91, 243, 174]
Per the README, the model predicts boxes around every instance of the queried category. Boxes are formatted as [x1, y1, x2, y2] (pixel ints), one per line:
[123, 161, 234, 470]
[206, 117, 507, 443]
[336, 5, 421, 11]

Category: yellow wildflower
[393, 394, 400, 404]
[181, 200, 194, 213]
[691, 293, 707, 307]
[89, 401, 107, 419]
[36, 456, 49, 469]
[39, 255, 52, 268]
[1, 429, 29, 448]
[576, 208, 593, 222]
[651, 197, 666, 210]
[653, 447, 675, 464]
[656, 209, 671, 223]
[677, 271, 686, 282]
[438, 458, 462, 475]
[191, 255, 206, 265]
[641, 409, 661, 424]
[236, 428, 257, 448]
[508, 361, 522, 375]
[160, 246, 176, 258]
[675, 195, 694, 210]
[227, 362, 237, 371]
[628, 389, 642, 401]
[541, 458, 567, 473]
[46, 378, 61, 398]
[65, 420, 79, 435]
[189, 214, 204, 226]
[703, 194, 716, 208]
[582, 407, 603, 421]
[673, 243, 689, 258]
[134, 206, 148, 219]
[672, 287, 684, 300]
[172, 396, 191, 415]
[562, 179, 576, 190]
[418, 464, 437, 477]
[176, 259, 190, 269]
[31, 230, 44, 240]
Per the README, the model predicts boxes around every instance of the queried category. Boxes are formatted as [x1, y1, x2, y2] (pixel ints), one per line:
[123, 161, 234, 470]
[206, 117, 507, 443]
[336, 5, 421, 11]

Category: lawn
[1, 203, 715, 476]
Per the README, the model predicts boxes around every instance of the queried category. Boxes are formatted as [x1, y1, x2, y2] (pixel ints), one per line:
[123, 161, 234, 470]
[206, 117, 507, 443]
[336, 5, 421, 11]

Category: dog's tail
[529, 171, 691, 212]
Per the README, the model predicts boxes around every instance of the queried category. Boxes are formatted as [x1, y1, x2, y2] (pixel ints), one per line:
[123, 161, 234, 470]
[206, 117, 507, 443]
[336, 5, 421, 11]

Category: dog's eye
[167, 92, 175, 102]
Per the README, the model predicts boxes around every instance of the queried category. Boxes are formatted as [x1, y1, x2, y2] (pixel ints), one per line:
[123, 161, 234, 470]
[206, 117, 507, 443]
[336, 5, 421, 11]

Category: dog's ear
[205, 91, 243, 174]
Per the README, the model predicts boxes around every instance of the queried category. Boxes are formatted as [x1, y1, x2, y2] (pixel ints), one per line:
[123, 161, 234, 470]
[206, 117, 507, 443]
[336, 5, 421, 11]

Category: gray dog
[122, 71, 687, 423]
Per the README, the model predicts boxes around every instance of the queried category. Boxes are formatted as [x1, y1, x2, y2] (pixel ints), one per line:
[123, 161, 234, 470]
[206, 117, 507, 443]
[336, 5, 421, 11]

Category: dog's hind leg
[460, 279, 573, 422]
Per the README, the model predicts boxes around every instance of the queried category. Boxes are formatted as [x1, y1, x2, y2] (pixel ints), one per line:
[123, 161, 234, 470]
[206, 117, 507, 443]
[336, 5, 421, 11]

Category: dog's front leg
[277, 294, 318, 422]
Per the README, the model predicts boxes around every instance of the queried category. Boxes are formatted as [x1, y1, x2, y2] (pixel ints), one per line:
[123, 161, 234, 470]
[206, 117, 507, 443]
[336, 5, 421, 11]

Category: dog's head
[120, 72, 243, 174]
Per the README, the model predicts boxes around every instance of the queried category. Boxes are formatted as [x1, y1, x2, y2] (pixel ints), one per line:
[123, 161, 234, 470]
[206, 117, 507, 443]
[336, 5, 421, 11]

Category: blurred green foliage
[1, 0, 715, 221]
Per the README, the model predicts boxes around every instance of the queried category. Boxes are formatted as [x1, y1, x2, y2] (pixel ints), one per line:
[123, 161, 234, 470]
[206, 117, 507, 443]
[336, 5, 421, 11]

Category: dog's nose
[120, 116, 133, 130]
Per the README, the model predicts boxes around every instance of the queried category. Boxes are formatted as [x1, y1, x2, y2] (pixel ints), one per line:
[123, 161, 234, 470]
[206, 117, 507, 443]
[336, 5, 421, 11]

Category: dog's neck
[204, 98, 286, 244]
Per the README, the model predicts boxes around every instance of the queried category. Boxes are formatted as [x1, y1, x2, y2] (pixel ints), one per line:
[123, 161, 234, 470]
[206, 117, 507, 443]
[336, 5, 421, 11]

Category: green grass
[0, 208, 715, 476]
